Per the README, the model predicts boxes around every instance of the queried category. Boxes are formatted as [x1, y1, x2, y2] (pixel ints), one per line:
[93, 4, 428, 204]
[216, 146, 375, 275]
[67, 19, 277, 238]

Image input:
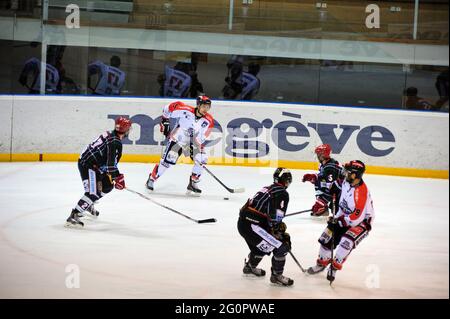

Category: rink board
[0, 95, 448, 178]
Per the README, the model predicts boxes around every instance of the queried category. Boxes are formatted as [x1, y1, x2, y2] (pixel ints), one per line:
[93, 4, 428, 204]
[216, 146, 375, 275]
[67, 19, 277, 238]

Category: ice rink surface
[0, 162, 448, 299]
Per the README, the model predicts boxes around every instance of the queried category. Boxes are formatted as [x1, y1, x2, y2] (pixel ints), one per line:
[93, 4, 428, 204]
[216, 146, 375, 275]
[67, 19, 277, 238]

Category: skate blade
[186, 190, 201, 197]
[242, 273, 265, 279]
[269, 281, 294, 287]
[85, 214, 98, 220]
[64, 222, 84, 229]
[311, 215, 329, 221]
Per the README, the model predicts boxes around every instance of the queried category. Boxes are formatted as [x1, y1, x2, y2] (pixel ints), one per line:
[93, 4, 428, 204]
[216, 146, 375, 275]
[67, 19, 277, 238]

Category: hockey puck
[223, 197, 230, 200]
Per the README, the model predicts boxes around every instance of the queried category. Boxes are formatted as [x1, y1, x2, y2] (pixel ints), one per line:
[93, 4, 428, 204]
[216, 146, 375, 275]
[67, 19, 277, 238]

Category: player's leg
[187, 151, 208, 194]
[237, 218, 268, 277]
[332, 224, 370, 271]
[270, 242, 294, 286]
[307, 224, 347, 274]
[87, 172, 114, 218]
[146, 140, 182, 190]
[66, 166, 100, 227]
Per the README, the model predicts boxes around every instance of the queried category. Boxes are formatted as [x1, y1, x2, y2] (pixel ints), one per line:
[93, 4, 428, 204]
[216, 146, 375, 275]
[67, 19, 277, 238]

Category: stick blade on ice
[198, 218, 217, 224]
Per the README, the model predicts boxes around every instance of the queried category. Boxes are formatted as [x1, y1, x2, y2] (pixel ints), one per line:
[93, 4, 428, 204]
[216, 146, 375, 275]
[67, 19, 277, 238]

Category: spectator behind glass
[222, 56, 261, 101]
[404, 87, 434, 111]
[88, 55, 126, 95]
[222, 55, 244, 99]
[158, 60, 203, 98]
[18, 57, 60, 94]
[241, 62, 261, 101]
[435, 70, 449, 110]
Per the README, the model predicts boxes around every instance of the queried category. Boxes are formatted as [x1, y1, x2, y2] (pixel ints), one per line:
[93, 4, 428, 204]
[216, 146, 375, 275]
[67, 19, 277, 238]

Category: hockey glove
[312, 198, 328, 215]
[160, 117, 170, 137]
[336, 215, 348, 228]
[272, 221, 287, 234]
[114, 174, 125, 190]
[328, 215, 347, 228]
[283, 232, 292, 250]
[302, 173, 317, 184]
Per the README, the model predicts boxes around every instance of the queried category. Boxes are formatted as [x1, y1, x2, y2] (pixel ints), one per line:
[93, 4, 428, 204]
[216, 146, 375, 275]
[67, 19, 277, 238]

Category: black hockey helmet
[344, 160, 365, 179]
[196, 95, 212, 107]
[273, 167, 293, 188]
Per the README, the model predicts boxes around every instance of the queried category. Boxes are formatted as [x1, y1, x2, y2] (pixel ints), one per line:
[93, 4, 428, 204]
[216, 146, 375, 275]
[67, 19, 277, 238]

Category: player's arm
[269, 191, 289, 224]
[105, 138, 121, 179]
[316, 165, 340, 202]
[105, 138, 125, 190]
[339, 184, 368, 227]
[160, 101, 183, 137]
[270, 191, 291, 247]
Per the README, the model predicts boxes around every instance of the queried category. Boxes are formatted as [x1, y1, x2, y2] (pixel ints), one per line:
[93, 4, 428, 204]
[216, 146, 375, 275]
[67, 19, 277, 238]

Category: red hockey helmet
[115, 116, 132, 134]
[314, 144, 332, 159]
[196, 95, 212, 107]
[344, 160, 366, 179]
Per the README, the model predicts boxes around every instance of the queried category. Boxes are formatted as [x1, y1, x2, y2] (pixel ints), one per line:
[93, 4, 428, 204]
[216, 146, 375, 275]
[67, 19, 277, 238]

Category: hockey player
[307, 160, 375, 283]
[145, 95, 214, 194]
[65, 117, 132, 228]
[88, 56, 126, 95]
[302, 144, 343, 217]
[238, 168, 294, 286]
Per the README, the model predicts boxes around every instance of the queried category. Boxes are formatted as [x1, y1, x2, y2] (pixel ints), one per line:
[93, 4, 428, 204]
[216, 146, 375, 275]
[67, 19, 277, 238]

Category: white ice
[0, 162, 448, 299]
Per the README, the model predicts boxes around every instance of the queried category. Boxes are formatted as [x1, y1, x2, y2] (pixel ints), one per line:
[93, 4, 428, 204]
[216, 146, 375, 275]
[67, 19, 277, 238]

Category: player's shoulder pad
[173, 103, 195, 113]
[203, 113, 214, 125]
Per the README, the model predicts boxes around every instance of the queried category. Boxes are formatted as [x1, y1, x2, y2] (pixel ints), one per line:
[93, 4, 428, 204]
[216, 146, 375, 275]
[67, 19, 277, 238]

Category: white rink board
[0, 97, 12, 154]
[2, 95, 450, 171]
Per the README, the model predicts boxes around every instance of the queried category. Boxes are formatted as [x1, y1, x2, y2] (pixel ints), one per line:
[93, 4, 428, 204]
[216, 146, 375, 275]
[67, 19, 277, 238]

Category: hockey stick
[199, 163, 245, 193]
[289, 250, 306, 273]
[328, 194, 337, 285]
[284, 209, 312, 217]
[125, 187, 217, 224]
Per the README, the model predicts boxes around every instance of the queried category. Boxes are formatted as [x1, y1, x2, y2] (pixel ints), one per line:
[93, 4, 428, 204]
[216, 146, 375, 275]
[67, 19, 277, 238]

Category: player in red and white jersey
[146, 95, 214, 194]
[307, 160, 375, 283]
[88, 56, 125, 95]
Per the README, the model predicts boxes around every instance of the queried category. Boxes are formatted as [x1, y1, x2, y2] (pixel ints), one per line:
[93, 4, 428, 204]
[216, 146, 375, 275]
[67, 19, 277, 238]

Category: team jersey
[79, 130, 123, 179]
[240, 183, 289, 229]
[163, 66, 192, 97]
[315, 158, 344, 205]
[240, 71, 260, 100]
[336, 180, 375, 228]
[20, 58, 60, 93]
[163, 101, 214, 147]
[88, 61, 125, 95]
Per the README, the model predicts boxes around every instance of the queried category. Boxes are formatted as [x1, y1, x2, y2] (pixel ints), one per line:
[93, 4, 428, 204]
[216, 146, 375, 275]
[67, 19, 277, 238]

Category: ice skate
[311, 208, 329, 217]
[146, 176, 155, 191]
[243, 260, 266, 277]
[270, 273, 294, 286]
[65, 209, 84, 228]
[327, 266, 337, 284]
[307, 264, 327, 275]
[86, 205, 99, 218]
[186, 174, 201, 196]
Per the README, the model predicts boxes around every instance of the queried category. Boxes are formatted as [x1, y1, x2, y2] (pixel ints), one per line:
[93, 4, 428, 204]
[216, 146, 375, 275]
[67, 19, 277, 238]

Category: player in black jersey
[302, 144, 343, 217]
[238, 168, 294, 286]
[65, 117, 132, 228]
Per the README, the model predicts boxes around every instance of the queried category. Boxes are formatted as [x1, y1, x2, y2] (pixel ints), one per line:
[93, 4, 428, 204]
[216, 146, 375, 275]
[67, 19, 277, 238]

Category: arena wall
[0, 95, 448, 178]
